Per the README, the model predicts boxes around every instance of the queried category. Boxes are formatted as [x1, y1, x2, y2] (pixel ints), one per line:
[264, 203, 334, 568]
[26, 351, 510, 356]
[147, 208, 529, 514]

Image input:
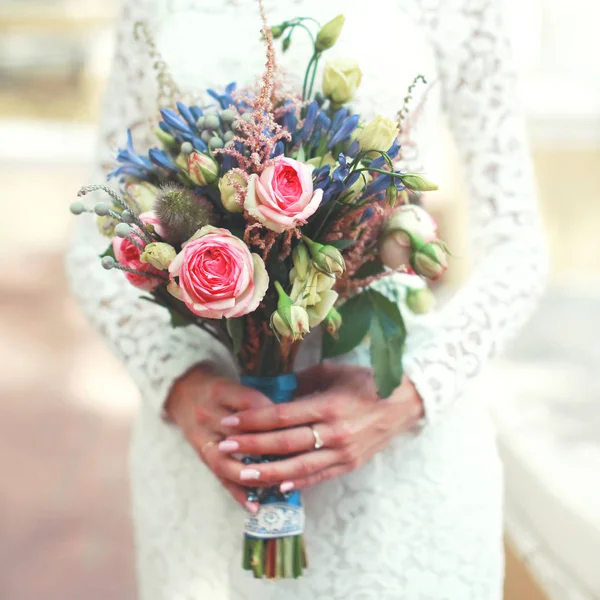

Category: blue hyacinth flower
[360, 206, 375, 223]
[281, 101, 298, 136]
[160, 109, 192, 135]
[327, 114, 359, 149]
[271, 141, 285, 158]
[148, 148, 178, 172]
[331, 107, 349, 133]
[108, 129, 153, 181]
[176, 102, 199, 131]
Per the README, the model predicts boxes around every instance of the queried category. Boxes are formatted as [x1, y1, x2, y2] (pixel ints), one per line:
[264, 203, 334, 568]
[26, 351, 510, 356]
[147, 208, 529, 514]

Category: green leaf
[367, 290, 406, 398]
[226, 317, 244, 356]
[322, 292, 372, 359]
[353, 258, 386, 280]
[99, 244, 115, 260]
[328, 239, 356, 251]
[169, 309, 191, 328]
[297, 144, 306, 163]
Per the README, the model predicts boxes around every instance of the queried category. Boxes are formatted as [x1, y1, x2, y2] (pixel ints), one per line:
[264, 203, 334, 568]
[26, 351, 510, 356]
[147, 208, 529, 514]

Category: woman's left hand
[218, 364, 424, 492]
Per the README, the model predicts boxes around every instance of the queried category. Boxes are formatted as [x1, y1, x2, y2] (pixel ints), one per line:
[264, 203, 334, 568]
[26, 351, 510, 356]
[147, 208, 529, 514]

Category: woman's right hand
[164, 365, 272, 514]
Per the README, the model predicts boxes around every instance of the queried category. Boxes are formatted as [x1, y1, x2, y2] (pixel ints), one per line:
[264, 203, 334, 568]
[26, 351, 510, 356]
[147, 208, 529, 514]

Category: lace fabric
[66, 0, 548, 597]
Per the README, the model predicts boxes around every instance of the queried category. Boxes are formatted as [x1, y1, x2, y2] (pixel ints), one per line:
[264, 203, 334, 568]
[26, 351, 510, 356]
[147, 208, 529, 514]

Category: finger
[280, 463, 352, 491]
[218, 478, 259, 515]
[219, 421, 350, 455]
[223, 392, 345, 432]
[237, 449, 340, 485]
[203, 376, 272, 412]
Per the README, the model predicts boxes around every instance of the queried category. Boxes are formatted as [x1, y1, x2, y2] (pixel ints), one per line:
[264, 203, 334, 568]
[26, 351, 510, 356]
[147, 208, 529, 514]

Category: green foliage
[226, 318, 244, 356]
[327, 239, 356, 251]
[353, 258, 385, 280]
[99, 244, 116, 260]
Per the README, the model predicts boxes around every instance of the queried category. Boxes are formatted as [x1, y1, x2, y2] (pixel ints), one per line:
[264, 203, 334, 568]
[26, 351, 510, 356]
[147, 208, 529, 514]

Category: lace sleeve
[403, 0, 550, 422]
[65, 1, 237, 417]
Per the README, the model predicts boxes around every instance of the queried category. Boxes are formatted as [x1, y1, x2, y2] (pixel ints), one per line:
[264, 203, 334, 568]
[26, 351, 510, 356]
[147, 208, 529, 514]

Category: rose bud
[218, 172, 246, 213]
[140, 242, 177, 270]
[303, 236, 345, 277]
[125, 181, 160, 213]
[401, 174, 439, 192]
[406, 287, 436, 314]
[270, 282, 310, 341]
[315, 14, 345, 52]
[356, 115, 399, 156]
[322, 58, 363, 105]
[307, 289, 339, 327]
[323, 306, 343, 338]
[411, 242, 448, 280]
[188, 152, 219, 186]
[385, 204, 438, 247]
[290, 267, 335, 307]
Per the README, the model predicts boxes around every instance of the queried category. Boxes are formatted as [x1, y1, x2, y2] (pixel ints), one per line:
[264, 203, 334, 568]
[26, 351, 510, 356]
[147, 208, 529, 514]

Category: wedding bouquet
[71, 2, 448, 580]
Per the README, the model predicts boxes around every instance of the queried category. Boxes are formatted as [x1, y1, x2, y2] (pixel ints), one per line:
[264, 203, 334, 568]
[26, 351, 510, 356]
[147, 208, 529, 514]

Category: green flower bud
[181, 141, 193, 155]
[140, 242, 177, 270]
[386, 184, 399, 208]
[270, 282, 310, 341]
[406, 287, 436, 314]
[282, 37, 292, 52]
[322, 58, 362, 105]
[315, 14, 345, 52]
[115, 223, 131, 238]
[292, 244, 311, 281]
[204, 115, 220, 130]
[401, 174, 439, 192]
[271, 23, 286, 39]
[411, 242, 448, 280]
[155, 128, 178, 150]
[323, 306, 343, 338]
[196, 116, 205, 129]
[188, 152, 219, 186]
[94, 202, 110, 216]
[223, 131, 235, 143]
[70, 202, 86, 215]
[220, 109, 236, 124]
[218, 173, 245, 213]
[241, 113, 253, 123]
[124, 181, 160, 213]
[201, 130, 212, 143]
[209, 137, 224, 150]
[303, 236, 345, 277]
[121, 210, 135, 223]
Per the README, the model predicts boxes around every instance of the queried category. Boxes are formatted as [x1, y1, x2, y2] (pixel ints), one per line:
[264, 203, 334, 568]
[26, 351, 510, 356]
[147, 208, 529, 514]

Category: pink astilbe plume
[217, 0, 291, 176]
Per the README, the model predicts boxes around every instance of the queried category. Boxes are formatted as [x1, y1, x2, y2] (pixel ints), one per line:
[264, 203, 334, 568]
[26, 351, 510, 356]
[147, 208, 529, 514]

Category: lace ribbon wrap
[241, 374, 305, 539]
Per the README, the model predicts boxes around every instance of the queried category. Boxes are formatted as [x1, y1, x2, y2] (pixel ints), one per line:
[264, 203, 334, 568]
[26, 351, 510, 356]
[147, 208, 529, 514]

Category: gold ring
[311, 426, 324, 450]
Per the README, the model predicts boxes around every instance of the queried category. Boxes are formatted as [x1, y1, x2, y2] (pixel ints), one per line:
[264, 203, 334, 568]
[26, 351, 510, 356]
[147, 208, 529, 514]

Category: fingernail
[218, 440, 239, 452]
[245, 501, 259, 515]
[280, 481, 294, 493]
[240, 468, 261, 481]
[221, 415, 240, 427]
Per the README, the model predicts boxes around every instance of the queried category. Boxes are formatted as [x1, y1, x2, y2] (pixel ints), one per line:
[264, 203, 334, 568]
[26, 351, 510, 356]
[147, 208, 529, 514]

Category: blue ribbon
[241, 373, 298, 405]
[241, 374, 303, 538]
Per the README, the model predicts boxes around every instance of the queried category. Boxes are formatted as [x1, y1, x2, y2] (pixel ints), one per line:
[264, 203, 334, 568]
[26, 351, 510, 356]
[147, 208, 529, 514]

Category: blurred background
[1, 1, 598, 599]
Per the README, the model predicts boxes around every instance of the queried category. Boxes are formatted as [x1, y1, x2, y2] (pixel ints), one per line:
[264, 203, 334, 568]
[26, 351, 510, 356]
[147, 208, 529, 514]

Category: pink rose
[112, 235, 162, 291]
[244, 157, 323, 232]
[140, 211, 168, 239]
[168, 226, 269, 319]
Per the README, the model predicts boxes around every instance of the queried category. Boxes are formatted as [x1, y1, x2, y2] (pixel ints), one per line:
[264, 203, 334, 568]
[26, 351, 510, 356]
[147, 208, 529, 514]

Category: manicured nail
[245, 501, 259, 515]
[240, 468, 261, 481]
[280, 481, 294, 493]
[218, 440, 239, 452]
[221, 415, 240, 427]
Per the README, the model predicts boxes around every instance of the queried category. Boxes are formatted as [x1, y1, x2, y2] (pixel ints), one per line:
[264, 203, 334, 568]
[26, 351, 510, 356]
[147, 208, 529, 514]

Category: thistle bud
[406, 287, 436, 314]
[401, 174, 439, 192]
[154, 184, 214, 244]
[303, 236, 345, 277]
[140, 242, 177, 270]
[411, 242, 448, 280]
[188, 152, 219, 186]
[315, 14, 345, 52]
[324, 306, 343, 338]
[218, 173, 246, 213]
[292, 244, 311, 281]
[270, 282, 310, 341]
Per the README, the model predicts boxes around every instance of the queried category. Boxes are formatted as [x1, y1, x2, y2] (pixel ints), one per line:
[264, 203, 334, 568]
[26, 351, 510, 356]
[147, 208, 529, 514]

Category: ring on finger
[310, 425, 325, 450]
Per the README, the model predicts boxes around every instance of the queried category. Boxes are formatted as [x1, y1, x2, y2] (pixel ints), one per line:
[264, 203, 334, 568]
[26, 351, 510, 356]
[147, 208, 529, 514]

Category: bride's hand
[165, 365, 272, 513]
[217, 364, 424, 491]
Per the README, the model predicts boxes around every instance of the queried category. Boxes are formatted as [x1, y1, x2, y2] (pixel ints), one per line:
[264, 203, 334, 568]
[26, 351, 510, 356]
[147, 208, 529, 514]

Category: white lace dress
[66, 0, 549, 598]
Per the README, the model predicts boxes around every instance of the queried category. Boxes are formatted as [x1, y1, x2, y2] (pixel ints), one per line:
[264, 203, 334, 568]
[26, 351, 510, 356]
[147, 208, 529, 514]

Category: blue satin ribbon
[241, 373, 298, 405]
[241, 373, 303, 537]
